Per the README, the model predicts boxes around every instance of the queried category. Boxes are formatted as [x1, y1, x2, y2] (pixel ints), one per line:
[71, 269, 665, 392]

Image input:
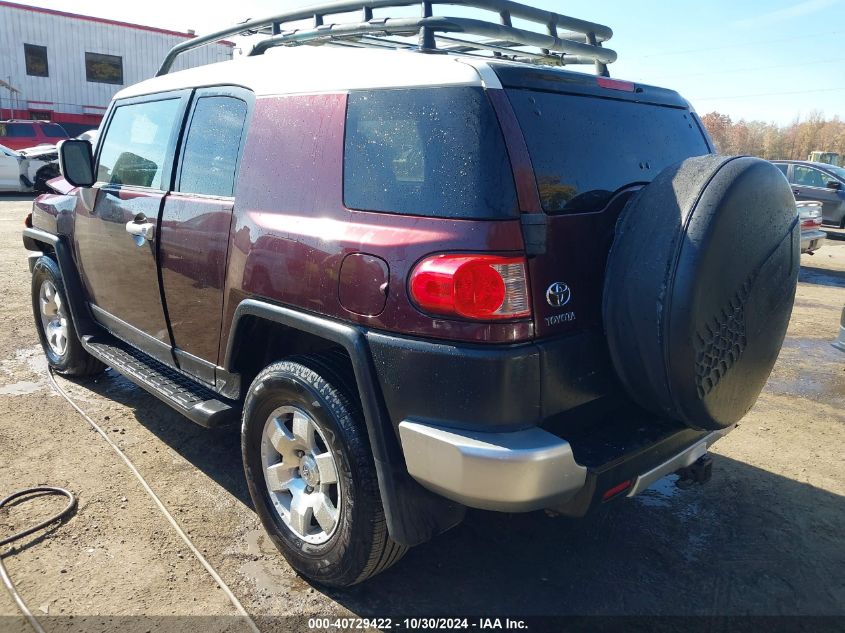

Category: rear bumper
[398, 421, 586, 512]
[398, 418, 733, 513]
[801, 229, 826, 253]
[626, 426, 732, 496]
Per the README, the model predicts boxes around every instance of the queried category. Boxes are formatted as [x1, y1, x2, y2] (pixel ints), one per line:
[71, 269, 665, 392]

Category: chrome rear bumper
[800, 229, 826, 253]
[399, 419, 733, 512]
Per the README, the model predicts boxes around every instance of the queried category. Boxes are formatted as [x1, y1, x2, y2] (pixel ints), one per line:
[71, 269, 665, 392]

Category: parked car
[0, 120, 69, 151]
[23, 0, 800, 587]
[0, 142, 54, 192]
[773, 160, 845, 227]
[797, 201, 826, 253]
[17, 130, 98, 193]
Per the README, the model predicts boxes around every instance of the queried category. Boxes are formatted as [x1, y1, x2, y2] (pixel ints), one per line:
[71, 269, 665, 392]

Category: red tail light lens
[410, 254, 531, 320]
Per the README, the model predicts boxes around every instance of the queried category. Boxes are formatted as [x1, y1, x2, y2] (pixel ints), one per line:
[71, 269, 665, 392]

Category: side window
[4, 124, 36, 138]
[177, 96, 248, 197]
[344, 87, 518, 219]
[794, 166, 827, 188]
[97, 99, 182, 189]
[774, 163, 788, 177]
[24, 44, 49, 77]
[85, 52, 123, 85]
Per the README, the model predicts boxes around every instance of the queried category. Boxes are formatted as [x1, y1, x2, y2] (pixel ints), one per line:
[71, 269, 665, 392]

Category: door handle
[793, 189, 801, 196]
[125, 219, 155, 243]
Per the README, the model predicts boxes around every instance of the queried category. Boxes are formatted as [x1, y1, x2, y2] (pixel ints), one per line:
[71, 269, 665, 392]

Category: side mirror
[58, 139, 95, 188]
[826, 180, 842, 190]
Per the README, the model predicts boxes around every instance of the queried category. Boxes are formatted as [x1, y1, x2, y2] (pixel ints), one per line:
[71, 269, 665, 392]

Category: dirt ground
[0, 192, 843, 630]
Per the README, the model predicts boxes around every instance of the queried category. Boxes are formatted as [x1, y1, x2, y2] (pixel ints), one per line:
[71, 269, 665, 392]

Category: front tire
[31, 256, 104, 377]
[242, 356, 406, 587]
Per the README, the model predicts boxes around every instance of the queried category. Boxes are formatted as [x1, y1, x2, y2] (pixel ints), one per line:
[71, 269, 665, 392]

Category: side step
[80, 335, 240, 428]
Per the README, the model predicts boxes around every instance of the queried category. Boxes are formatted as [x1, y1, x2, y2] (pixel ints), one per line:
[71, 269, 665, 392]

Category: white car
[0, 143, 32, 192]
[6, 129, 98, 193]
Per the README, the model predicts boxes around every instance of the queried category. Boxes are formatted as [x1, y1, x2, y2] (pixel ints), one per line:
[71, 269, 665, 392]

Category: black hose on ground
[0, 486, 77, 633]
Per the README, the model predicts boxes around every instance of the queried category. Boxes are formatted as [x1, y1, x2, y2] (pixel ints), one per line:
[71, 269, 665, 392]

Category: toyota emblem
[546, 282, 571, 308]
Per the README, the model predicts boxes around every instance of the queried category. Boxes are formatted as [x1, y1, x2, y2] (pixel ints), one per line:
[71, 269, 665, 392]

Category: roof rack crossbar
[156, 0, 615, 77]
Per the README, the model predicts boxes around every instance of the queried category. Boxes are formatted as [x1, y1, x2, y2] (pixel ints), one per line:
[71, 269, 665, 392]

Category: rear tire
[31, 256, 105, 377]
[241, 355, 406, 587]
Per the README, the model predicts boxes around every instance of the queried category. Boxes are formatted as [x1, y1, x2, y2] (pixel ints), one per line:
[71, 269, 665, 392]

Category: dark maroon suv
[24, 0, 800, 587]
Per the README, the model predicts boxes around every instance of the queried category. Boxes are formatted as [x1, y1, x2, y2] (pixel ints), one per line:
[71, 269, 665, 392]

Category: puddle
[244, 529, 264, 557]
[634, 475, 680, 509]
[0, 380, 44, 395]
[799, 266, 845, 288]
[766, 337, 845, 401]
[239, 559, 288, 595]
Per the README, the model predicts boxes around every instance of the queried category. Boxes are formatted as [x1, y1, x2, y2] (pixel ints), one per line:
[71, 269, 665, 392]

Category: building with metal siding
[0, 1, 233, 134]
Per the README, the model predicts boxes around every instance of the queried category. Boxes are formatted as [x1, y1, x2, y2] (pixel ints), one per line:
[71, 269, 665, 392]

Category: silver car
[798, 201, 826, 254]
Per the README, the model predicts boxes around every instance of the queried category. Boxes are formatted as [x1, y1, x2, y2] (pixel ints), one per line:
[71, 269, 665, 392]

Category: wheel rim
[39, 279, 69, 357]
[260, 405, 341, 544]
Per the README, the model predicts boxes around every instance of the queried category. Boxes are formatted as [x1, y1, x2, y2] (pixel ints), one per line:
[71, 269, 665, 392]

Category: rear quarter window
[508, 90, 712, 213]
[41, 124, 68, 138]
[344, 87, 518, 219]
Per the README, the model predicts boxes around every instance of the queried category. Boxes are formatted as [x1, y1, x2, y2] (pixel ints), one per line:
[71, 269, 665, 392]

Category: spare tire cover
[603, 155, 799, 430]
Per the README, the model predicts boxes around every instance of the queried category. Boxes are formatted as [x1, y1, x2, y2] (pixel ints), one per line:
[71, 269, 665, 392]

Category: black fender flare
[23, 227, 100, 338]
[223, 299, 465, 546]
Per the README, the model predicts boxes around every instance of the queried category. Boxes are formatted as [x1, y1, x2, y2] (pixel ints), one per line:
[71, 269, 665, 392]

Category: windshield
[507, 90, 711, 213]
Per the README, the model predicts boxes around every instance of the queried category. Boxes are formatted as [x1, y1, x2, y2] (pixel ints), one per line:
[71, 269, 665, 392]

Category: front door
[790, 164, 843, 225]
[73, 92, 189, 362]
[0, 146, 21, 190]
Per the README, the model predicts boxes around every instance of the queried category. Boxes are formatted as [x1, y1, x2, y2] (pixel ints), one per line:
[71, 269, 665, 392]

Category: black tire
[31, 256, 105, 377]
[603, 155, 800, 430]
[242, 354, 406, 587]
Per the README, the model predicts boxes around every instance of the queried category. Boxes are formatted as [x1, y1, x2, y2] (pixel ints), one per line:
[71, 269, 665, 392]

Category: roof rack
[157, 0, 616, 78]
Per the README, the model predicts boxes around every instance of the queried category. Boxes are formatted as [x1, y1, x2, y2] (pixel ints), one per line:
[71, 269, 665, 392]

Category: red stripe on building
[0, 1, 235, 45]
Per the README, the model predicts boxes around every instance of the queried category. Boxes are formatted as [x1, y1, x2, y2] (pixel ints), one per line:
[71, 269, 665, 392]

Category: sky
[17, 0, 845, 124]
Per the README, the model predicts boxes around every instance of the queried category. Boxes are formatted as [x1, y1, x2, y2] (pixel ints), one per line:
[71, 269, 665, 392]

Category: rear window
[508, 90, 711, 214]
[344, 87, 518, 219]
[41, 124, 68, 138]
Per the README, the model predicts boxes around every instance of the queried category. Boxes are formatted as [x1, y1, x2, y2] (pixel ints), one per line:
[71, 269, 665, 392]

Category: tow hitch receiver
[675, 454, 713, 489]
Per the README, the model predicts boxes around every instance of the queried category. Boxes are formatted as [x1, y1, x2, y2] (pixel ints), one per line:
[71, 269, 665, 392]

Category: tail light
[798, 203, 823, 229]
[409, 254, 531, 320]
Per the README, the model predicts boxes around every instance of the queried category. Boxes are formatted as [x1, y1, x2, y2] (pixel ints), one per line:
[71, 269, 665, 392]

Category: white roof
[114, 46, 494, 99]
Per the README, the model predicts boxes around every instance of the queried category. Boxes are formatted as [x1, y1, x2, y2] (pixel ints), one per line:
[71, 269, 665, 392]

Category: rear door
[159, 87, 250, 383]
[73, 91, 189, 363]
[504, 87, 713, 339]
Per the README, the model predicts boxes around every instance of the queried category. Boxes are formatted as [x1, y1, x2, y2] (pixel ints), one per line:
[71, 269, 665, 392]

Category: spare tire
[603, 155, 799, 431]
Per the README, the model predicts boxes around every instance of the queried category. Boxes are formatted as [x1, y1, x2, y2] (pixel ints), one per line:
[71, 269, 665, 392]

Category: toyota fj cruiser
[24, 0, 800, 587]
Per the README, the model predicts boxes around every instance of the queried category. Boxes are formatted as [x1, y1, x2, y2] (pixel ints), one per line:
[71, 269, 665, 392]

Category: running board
[80, 335, 240, 428]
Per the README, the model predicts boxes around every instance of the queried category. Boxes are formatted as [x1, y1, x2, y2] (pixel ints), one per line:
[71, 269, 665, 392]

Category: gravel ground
[0, 193, 843, 631]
